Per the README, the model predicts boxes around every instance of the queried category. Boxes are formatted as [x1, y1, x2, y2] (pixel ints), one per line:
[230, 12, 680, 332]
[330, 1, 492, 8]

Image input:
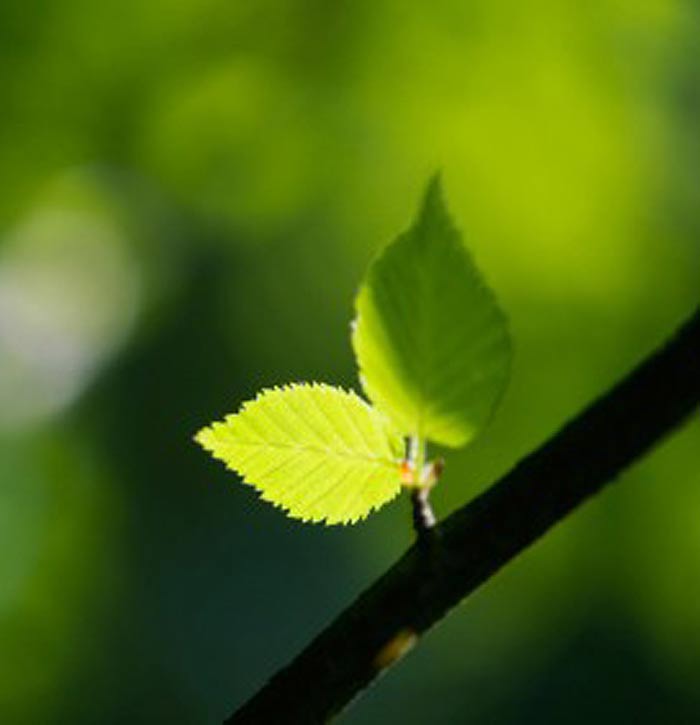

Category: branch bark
[227, 309, 700, 724]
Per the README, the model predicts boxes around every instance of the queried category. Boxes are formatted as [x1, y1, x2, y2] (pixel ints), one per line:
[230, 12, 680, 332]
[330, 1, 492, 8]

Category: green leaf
[352, 175, 511, 448]
[195, 383, 404, 525]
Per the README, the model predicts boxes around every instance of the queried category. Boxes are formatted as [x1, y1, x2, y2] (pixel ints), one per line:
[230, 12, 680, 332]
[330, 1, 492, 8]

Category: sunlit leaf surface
[196, 384, 403, 524]
[352, 176, 512, 447]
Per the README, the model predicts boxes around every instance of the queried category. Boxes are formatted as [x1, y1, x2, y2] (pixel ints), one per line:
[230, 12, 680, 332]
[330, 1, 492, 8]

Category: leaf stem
[407, 435, 437, 538]
[411, 486, 437, 535]
[407, 435, 426, 481]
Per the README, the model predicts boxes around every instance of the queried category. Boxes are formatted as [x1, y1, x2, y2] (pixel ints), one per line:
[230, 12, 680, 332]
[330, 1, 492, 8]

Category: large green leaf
[352, 176, 511, 448]
[195, 384, 403, 524]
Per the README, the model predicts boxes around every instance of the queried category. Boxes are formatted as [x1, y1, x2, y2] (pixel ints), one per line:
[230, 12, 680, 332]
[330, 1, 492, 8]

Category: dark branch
[228, 309, 700, 724]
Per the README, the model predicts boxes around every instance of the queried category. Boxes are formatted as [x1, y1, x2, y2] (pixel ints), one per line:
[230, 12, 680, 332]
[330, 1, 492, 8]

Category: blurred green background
[1, 1, 699, 723]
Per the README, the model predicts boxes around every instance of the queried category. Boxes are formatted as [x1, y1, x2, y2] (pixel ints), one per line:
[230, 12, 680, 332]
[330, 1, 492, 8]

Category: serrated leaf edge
[194, 382, 404, 525]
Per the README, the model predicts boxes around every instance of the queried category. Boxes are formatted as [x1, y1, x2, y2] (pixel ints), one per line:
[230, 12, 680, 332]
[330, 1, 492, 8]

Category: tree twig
[227, 308, 700, 724]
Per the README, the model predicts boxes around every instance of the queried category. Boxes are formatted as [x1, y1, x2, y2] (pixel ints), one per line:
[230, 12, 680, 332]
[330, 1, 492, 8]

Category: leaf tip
[193, 425, 213, 450]
[415, 171, 454, 238]
[425, 169, 443, 194]
[423, 170, 445, 208]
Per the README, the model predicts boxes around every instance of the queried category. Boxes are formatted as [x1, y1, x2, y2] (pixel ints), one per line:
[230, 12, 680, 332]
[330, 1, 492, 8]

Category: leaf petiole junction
[403, 435, 442, 537]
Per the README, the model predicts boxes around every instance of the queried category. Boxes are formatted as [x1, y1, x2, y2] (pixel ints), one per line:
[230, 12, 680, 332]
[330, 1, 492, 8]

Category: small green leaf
[195, 383, 403, 524]
[352, 175, 511, 448]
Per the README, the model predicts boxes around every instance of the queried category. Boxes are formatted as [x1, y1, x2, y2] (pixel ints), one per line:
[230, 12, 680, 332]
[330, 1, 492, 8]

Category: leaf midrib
[232, 438, 397, 466]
